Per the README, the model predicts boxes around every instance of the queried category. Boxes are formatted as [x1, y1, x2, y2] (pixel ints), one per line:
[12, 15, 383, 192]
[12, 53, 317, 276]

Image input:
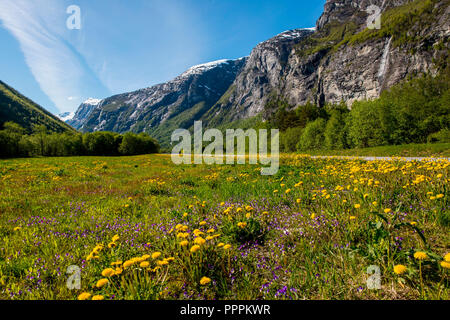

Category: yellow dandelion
[96, 278, 109, 288]
[194, 237, 206, 245]
[199, 221, 207, 226]
[111, 234, 120, 242]
[151, 252, 162, 259]
[92, 295, 104, 301]
[193, 229, 204, 237]
[349, 216, 356, 220]
[101, 268, 115, 277]
[179, 240, 189, 247]
[78, 292, 91, 300]
[393, 265, 407, 275]
[200, 276, 211, 285]
[223, 244, 231, 250]
[414, 252, 428, 261]
[140, 261, 150, 268]
[354, 204, 361, 209]
[177, 232, 189, 239]
[132, 257, 145, 263]
[123, 260, 134, 269]
[237, 222, 247, 229]
[444, 253, 450, 262]
[440, 261, 450, 269]
[190, 245, 201, 253]
[217, 243, 225, 248]
[157, 260, 169, 266]
[384, 208, 392, 214]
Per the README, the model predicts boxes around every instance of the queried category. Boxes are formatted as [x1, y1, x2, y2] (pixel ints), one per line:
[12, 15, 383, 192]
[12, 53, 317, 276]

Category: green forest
[0, 124, 159, 158]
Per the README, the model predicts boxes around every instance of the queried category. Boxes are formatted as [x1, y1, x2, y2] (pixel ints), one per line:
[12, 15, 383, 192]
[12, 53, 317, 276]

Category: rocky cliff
[207, 0, 449, 124]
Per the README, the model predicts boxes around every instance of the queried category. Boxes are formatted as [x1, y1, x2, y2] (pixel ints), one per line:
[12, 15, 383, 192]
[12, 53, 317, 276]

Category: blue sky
[0, 0, 325, 114]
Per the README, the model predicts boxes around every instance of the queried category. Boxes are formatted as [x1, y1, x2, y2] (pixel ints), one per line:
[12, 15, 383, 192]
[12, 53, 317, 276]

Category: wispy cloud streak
[0, 0, 102, 112]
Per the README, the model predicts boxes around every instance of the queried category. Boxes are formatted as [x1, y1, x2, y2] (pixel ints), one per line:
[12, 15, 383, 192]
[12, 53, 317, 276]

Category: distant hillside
[0, 80, 75, 133]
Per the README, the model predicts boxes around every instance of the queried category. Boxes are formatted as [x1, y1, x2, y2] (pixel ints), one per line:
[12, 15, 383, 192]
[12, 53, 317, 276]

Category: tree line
[267, 70, 449, 152]
[0, 124, 160, 158]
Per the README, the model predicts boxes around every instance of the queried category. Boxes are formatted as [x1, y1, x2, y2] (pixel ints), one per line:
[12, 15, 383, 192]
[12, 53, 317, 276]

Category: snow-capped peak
[277, 28, 315, 40]
[83, 98, 102, 106]
[57, 112, 75, 122]
[180, 59, 233, 78]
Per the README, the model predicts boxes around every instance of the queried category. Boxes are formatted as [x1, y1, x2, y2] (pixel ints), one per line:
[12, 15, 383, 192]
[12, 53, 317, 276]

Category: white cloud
[0, 0, 96, 112]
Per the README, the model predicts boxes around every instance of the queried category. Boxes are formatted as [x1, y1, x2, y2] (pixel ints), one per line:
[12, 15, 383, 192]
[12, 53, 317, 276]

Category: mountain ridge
[0, 80, 75, 133]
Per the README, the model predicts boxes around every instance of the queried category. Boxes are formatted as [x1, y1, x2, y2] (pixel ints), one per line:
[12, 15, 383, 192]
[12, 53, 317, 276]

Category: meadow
[0, 154, 448, 300]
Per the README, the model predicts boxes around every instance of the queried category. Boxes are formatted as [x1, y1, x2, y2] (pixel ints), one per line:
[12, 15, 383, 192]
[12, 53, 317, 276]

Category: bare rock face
[306, 0, 448, 106]
[210, 0, 449, 122]
[208, 29, 315, 122]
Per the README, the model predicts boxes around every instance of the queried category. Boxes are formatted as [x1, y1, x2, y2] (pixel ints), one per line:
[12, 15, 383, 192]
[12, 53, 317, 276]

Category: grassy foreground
[306, 143, 450, 158]
[0, 154, 448, 300]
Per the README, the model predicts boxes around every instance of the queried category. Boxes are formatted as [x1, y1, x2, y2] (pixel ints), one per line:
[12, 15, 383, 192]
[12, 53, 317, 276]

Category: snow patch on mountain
[83, 98, 102, 106]
[278, 29, 315, 39]
[179, 59, 234, 78]
[57, 112, 75, 122]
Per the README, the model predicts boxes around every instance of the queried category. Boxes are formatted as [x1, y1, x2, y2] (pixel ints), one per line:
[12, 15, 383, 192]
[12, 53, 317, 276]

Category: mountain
[57, 112, 75, 122]
[73, 58, 247, 147]
[202, 28, 315, 125]
[69, 0, 449, 148]
[0, 80, 75, 133]
[66, 98, 102, 130]
[205, 0, 449, 124]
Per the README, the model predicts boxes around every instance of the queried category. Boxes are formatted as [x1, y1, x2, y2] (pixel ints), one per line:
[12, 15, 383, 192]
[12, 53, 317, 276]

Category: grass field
[306, 143, 450, 158]
[0, 154, 448, 300]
